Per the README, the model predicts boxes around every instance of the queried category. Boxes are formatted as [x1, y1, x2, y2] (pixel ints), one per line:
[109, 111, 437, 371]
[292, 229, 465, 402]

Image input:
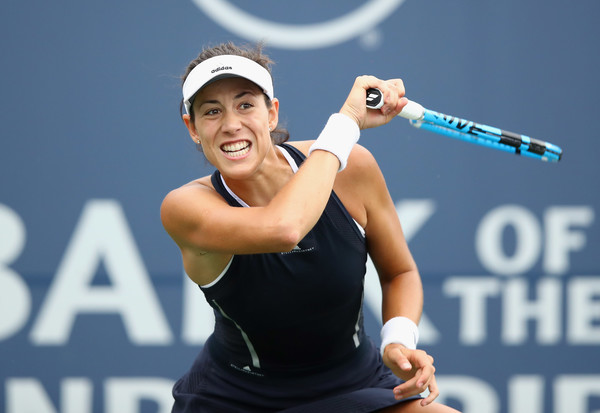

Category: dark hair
[180, 42, 289, 147]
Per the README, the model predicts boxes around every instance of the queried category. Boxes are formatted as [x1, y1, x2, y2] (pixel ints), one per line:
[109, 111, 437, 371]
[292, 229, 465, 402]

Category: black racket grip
[366, 88, 384, 109]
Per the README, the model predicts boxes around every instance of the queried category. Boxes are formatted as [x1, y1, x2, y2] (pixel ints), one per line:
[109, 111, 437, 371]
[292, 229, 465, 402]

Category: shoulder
[276, 141, 379, 231]
[160, 176, 223, 241]
[346, 144, 379, 172]
[161, 177, 236, 285]
[284, 140, 383, 200]
[161, 176, 213, 212]
[338, 144, 391, 227]
[340, 144, 383, 189]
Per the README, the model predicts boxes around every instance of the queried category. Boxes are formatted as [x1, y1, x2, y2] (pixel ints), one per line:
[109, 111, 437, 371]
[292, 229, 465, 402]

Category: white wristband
[380, 316, 419, 356]
[308, 113, 360, 171]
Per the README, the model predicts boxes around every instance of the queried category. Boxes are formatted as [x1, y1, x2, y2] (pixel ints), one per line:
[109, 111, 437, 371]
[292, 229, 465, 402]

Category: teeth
[221, 141, 250, 157]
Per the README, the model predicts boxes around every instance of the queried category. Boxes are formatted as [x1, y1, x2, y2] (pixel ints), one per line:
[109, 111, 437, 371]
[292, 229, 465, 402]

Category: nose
[221, 110, 242, 134]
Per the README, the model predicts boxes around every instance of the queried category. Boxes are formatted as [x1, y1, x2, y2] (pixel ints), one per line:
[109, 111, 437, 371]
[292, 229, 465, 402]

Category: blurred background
[1, 1, 599, 412]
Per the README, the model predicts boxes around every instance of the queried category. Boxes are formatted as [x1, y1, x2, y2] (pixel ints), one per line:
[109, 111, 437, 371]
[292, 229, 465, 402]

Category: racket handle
[398, 100, 426, 121]
[366, 88, 424, 120]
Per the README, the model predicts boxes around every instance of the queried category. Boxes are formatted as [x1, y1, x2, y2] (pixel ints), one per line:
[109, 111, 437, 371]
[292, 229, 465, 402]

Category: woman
[161, 42, 459, 413]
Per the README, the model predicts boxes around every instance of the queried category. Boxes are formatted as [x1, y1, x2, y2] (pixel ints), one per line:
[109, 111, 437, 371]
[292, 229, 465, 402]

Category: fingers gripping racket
[366, 88, 563, 162]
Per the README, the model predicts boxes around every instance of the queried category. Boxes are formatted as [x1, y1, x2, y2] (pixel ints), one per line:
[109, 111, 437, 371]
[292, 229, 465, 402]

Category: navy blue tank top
[202, 143, 368, 376]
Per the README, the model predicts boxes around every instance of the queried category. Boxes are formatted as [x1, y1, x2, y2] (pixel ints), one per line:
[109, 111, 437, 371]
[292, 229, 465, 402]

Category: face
[183, 77, 279, 179]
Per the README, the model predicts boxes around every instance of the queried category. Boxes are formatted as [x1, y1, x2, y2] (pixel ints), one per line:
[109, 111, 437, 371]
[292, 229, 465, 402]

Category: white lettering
[105, 377, 173, 413]
[508, 375, 544, 413]
[568, 277, 600, 344]
[182, 270, 214, 344]
[435, 375, 499, 413]
[502, 278, 561, 345]
[8, 374, 600, 413]
[554, 375, 600, 413]
[476, 205, 541, 276]
[0, 204, 26, 263]
[0, 204, 31, 341]
[394, 200, 436, 242]
[544, 206, 594, 275]
[6, 377, 92, 413]
[444, 277, 500, 345]
[30, 200, 172, 345]
[444, 276, 600, 346]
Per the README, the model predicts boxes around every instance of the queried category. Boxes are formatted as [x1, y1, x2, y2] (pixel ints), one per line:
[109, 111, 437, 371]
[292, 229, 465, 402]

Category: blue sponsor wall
[1, 1, 599, 412]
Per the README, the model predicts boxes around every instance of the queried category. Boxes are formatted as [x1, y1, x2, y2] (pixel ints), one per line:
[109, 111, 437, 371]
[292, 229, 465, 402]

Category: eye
[204, 107, 221, 116]
[239, 102, 254, 110]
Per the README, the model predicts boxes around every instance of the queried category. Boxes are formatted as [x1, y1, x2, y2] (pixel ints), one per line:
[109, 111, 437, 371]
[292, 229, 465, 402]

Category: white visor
[182, 55, 274, 115]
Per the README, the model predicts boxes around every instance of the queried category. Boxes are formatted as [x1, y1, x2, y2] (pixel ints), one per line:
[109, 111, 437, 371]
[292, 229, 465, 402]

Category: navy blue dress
[172, 144, 415, 412]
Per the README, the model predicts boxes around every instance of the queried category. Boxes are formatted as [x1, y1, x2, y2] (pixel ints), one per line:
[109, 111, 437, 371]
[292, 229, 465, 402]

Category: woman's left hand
[382, 344, 440, 406]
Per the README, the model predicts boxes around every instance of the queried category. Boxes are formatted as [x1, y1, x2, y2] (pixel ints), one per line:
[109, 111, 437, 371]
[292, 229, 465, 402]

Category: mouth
[220, 140, 251, 158]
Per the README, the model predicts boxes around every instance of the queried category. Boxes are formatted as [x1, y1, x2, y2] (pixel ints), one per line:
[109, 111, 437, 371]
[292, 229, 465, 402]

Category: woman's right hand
[339, 75, 409, 130]
[383, 343, 440, 406]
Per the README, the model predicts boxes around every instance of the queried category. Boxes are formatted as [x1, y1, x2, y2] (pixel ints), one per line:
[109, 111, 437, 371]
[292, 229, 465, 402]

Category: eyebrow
[197, 90, 255, 108]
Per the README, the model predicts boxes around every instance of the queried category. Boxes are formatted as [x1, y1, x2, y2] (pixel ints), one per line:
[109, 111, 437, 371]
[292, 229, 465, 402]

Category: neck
[221, 145, 293, 207]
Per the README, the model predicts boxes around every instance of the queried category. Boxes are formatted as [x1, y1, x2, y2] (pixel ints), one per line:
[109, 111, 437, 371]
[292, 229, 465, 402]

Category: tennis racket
[366, 88, 562, 162]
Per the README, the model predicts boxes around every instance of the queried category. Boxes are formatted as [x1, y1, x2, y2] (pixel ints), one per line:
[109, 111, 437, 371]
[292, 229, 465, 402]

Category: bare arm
[342, 146, 422, 324]
[343, 146, 438, 406]
[161, 149, 340, 255]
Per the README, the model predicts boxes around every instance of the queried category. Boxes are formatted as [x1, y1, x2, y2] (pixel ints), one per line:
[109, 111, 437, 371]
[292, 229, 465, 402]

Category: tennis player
[161, 42, 459, 413]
